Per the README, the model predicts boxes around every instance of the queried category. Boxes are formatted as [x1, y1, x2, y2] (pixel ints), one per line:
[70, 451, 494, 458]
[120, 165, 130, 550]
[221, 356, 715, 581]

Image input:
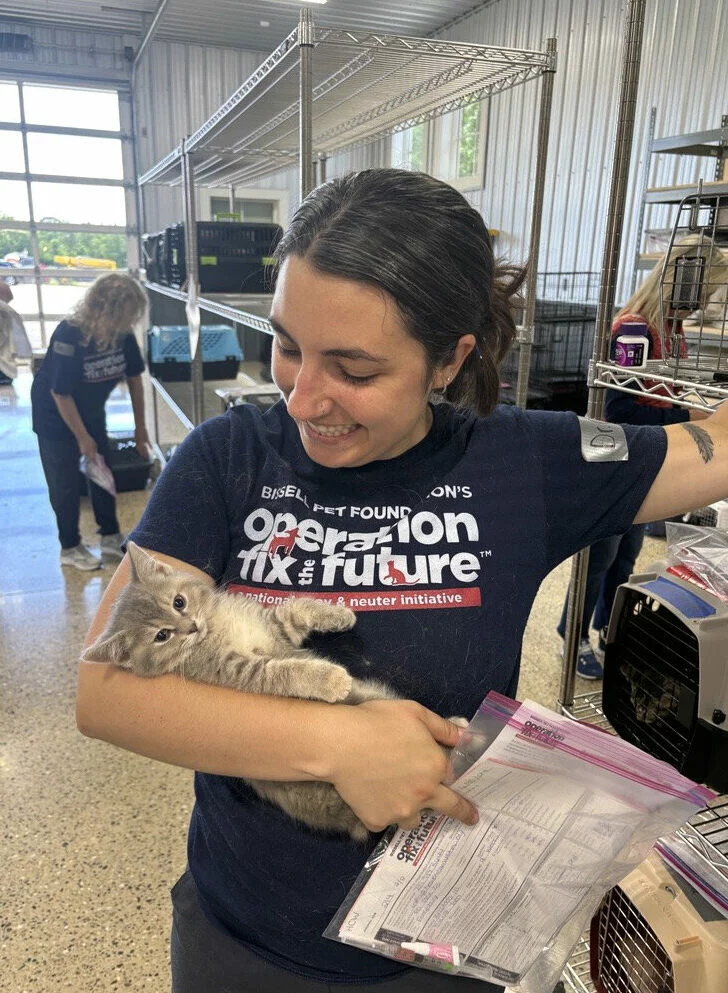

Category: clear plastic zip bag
[80, 453, 117, 496]
[665, 521, 728, 602]
[325, 692, 714, 991]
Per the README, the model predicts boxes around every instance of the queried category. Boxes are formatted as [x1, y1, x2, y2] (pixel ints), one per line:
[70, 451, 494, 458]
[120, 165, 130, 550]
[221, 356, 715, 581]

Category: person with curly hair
[31, 272, 149, 570]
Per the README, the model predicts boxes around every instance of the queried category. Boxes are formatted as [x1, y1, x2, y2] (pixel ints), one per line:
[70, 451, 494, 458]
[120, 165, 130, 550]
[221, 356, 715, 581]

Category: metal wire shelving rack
[137, 7, 556, 431]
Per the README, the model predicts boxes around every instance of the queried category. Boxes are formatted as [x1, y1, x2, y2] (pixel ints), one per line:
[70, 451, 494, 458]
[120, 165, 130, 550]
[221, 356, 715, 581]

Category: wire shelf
[594, 188, 728, 412]
[560, 691, 615, 732]
[144, 283, 274, 335]
[139, 27, 554, 188]
[562, 934, 597, 993]
[678, 795, 728, 871]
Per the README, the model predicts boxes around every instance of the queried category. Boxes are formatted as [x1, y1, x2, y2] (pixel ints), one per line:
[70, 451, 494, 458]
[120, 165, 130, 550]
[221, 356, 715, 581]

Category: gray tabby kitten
[82, 542, 403, 842]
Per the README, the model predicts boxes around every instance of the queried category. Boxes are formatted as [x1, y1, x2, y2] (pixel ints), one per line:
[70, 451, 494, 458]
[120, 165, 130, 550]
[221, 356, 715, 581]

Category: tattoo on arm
[681, 423, 714, 464]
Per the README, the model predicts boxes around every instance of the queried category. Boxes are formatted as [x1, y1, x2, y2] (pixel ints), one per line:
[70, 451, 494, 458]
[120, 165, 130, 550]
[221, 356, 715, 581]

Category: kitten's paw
[315, 603, 357, 633]
[285, 599, 356, 635]
[320, 665, 354, 703]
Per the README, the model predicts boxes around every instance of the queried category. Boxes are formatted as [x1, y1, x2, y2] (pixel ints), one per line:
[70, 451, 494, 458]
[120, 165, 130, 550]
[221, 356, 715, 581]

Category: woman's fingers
[395, 786, 478, 832]
[416, 707, 467, 749]
[429, 784, 479, 825]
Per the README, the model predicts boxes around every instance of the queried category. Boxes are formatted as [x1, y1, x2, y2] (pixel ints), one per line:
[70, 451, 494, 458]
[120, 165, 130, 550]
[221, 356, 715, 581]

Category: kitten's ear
[81, 631, 131, 665]
[126, 541, 172, 583]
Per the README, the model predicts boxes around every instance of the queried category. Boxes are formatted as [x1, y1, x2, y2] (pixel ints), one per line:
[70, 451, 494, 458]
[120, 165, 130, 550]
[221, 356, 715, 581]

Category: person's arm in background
[605, 388, 709, 425]
[0, 278, 12, 304]
[50, 391, 97, 460]
[127, 374, 150, 457]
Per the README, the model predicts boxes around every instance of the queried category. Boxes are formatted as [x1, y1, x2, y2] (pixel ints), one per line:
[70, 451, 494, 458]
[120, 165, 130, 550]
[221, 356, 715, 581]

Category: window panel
[31, 183, 126, 226]
[391, 124, 425, 171]
[27, 133, 124, 180]
[22, 83, 120, 131]
[6, 281, 40, 316]
[19, 320, 43, 351]
[38, 230, 126, 270]
[0, 181, 30, 221]
[210, 197, 276, 222]
[0, 81, 21, 123]
[0, 130, 26, 173]
[41, 281, 88, 319]
[458, 102, 481, 179]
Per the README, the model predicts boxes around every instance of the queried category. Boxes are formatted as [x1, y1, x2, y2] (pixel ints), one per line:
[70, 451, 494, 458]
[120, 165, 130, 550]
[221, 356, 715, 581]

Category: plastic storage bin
[106, 435, 154, 492]
[147, 324, 244, 381]
[164, 221, 282, 292]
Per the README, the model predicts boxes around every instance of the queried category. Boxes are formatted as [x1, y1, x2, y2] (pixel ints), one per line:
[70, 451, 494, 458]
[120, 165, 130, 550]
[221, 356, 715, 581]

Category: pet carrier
[163, 221, 282, 293]
[602, 568, 728, 793]
[146, 325, 243, 381]
[590, 849, 728, 993]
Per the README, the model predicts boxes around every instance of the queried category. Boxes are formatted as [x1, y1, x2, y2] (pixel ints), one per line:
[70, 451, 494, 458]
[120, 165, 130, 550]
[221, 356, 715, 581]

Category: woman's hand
[134, 425, 151, 458]
[78, 433, 98, 461]
[326, 699, 478, 833]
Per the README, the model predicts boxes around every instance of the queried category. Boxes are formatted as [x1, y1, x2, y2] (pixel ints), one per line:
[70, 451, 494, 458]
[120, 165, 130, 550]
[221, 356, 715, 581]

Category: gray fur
[83, 542, 399, 841]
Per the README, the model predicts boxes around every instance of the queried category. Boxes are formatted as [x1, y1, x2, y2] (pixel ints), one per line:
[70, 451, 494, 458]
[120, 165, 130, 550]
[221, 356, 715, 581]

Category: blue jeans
[557, 525, 646, 641]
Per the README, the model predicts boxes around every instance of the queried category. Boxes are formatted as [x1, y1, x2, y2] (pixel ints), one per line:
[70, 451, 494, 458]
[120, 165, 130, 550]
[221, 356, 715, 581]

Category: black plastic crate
[142, 231, 164, 284]
[106, 435, 154, 492]
[165, 221, 282, 293]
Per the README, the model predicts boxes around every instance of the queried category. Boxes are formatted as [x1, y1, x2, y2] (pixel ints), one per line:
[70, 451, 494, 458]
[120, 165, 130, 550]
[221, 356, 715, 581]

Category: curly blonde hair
[619, 234, 728, 331]
[69, 273, 147, 350]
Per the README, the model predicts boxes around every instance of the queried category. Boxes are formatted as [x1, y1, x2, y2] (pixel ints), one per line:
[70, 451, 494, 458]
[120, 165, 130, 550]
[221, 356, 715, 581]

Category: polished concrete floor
[0, 369, 666, 992]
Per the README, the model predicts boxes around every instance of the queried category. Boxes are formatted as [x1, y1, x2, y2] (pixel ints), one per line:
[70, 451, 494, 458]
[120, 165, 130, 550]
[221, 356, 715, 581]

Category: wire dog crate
[501, 271, 599, 409]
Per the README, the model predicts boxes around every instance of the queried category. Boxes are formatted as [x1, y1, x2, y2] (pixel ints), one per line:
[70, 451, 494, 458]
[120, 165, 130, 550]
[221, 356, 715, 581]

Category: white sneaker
[60, 543, 102, 571]
[100, 533, 125, 559]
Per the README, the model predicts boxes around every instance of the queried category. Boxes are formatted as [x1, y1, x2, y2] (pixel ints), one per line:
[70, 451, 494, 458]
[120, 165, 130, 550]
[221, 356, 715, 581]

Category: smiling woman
[77, 168, 728, 993]
[269, 256, 470, 467]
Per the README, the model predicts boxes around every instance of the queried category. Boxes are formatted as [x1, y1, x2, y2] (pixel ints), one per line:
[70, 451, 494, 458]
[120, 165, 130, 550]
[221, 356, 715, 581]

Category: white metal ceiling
[1, 1, 494, 53]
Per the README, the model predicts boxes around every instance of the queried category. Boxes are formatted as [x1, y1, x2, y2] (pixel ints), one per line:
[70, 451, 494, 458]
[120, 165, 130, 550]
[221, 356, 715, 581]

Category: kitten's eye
[173, 594, 186, 611]
[154, 629, 171, 643]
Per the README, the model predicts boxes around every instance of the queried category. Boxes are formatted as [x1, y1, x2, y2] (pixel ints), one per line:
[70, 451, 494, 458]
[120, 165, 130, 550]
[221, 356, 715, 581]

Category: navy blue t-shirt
[129, 399, 667, 983]
[31, 320, 144, 440]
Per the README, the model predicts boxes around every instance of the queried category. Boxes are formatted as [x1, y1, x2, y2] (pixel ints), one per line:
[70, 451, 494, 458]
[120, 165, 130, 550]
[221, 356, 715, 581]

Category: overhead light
[260, 20, 270, 26]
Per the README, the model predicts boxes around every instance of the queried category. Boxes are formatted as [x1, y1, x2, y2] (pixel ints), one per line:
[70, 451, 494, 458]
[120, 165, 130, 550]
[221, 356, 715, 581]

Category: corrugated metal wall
[436, 0, 728, 301]
[0, 19, 132, 84]
[136, 0, 728, 302]
[135, 41, 267, 232]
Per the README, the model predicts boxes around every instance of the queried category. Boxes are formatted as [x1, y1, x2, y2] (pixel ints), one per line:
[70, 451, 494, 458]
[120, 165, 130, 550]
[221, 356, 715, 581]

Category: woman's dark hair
[273, 168, 526, 416]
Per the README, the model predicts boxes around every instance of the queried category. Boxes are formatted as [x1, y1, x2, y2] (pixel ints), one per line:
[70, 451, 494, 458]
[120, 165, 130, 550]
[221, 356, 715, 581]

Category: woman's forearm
[51, 391, 90, 443]
[76, 658, 345, 781]
[127, 375, 146, 432]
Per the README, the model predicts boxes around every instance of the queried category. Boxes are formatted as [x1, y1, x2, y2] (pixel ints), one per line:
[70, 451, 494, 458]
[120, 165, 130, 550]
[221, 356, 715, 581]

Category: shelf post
[560, 0, 647, 713]
[630, 106, 657, 297]
[181, 139, 204, 426]
[299, 7, 315, 200]
[516, 37, 556, 411]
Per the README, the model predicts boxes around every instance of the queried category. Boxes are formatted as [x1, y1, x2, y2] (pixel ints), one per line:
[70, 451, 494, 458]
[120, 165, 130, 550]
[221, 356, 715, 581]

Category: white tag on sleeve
[53, 340, 75, 357]
[578, 417, 629, 462]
